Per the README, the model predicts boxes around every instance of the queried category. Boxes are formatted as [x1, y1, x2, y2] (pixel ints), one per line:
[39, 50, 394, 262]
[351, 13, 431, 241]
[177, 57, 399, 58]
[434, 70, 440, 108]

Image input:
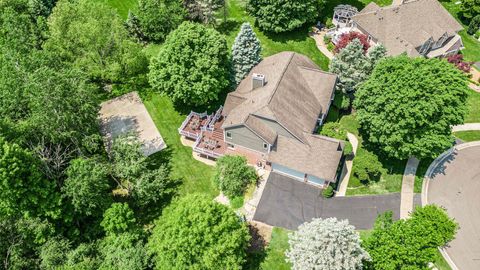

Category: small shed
[99, 92, 166, 156]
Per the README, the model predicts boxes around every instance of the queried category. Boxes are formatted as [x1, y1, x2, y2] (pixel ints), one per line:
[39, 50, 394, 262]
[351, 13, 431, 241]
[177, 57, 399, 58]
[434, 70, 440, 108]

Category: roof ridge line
[266, 52, 295, 105]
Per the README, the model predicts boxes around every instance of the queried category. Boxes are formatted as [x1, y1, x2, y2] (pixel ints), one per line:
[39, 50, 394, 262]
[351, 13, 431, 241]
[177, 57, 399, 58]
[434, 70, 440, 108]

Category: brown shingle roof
[222, 52, 337, 143]
[268, 134, 344, 182]
[245, 115, 277, 144]
[352, 0, 463, 56]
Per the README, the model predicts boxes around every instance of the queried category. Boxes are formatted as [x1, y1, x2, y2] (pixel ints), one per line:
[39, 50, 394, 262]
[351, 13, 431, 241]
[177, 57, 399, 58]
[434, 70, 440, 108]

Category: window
[263, 143, 268, 150]
[227, 143, 235, 149]
[226, 131, 232, 139]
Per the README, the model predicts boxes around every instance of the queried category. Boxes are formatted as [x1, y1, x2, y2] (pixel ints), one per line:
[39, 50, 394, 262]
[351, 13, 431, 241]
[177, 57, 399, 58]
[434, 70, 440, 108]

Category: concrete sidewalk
[336, 132, 359, 196]
[400, 156, 419, 219]
[452, 123, 480, 132]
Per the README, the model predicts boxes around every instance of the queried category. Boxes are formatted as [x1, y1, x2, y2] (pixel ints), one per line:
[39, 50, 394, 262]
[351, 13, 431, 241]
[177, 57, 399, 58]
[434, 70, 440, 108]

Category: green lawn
[413, 158, 432, 193]
[93, 0, 137, 19]
[222, 0, 330, 70]
[259, 227, 291, 270]
[328, 114, 405, 196]
[143, 93, 218, 198]
[454, 130, 480, 142]
[466, 89, 480, 123]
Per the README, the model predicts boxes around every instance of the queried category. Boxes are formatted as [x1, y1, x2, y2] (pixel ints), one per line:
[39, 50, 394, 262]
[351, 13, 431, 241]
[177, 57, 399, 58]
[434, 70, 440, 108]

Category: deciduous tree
[137, 0, 186, 42]
[0, 137, 60, 218]
[44, 0, 148, 82]
[248, 0, 323, 33]
[364, 205, 457, 269]
[101, 203, 136, 236]
[213, 155, 257, 199]
[286, 217, 369, 269]
[149, 22, 230, 106]
[354, 55, 469, 159]
[460, 0, 480, 24]
[232, 23, 262, 84]
[62, 158, 113, 217]
[148, 194, 250, 269]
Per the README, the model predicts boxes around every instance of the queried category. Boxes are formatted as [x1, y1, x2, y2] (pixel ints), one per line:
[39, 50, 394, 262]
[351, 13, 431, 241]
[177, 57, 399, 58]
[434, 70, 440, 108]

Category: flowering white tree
[231, 23, 262, 84]
[285, 217, 370, 270]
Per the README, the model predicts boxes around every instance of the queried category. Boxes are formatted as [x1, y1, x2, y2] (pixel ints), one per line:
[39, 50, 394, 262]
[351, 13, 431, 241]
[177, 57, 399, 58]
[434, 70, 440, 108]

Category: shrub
[447, 54, 472, 73]
[334, 32, 370, 53]
[343, 141, 353, 157]
[213, 155, 257, 199]
[352, 150, 384, 184]
[319, 122, 347, 140]
[136, 0, 186, 42]
[322, 185, 334, 198]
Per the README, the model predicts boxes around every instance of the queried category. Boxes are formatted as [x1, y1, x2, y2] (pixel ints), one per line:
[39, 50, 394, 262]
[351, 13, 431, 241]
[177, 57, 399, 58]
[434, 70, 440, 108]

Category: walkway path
[399, 156, 419, 219]
[309, 30, 334, 60]
[336, 132, 359, 196]
[452, 123, 480, 132]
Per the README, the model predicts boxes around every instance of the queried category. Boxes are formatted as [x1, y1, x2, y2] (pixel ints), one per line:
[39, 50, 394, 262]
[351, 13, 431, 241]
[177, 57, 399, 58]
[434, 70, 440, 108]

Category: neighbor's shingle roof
[222, 52, 337, 143]
[268, 134, 344, 182]
[352, 0, 463, 56]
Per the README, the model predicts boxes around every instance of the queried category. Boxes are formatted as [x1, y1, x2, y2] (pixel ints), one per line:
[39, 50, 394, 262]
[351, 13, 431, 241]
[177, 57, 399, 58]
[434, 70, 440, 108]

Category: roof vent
[252, 73, 266, 90]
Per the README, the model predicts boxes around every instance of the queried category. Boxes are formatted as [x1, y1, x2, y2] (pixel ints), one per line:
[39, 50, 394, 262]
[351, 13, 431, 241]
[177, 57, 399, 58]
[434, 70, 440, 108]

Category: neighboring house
[331, 0, 464, 58]
[179, 52, 344, 188]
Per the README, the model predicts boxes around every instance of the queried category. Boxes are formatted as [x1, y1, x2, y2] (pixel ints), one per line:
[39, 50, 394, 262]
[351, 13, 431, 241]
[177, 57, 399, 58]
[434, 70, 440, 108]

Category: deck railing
[178, 110, 209, 137]
[207, 106, 223, 131]
[192, 130, 224, 159]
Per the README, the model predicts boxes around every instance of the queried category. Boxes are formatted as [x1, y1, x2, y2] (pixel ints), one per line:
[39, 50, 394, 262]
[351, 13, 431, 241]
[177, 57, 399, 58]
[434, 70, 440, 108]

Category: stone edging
[421, 141, 480, 270]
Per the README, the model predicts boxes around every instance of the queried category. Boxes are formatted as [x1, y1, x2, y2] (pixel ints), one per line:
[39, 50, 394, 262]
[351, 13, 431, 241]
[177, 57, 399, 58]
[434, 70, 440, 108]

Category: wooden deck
[193, 116, 227, 158]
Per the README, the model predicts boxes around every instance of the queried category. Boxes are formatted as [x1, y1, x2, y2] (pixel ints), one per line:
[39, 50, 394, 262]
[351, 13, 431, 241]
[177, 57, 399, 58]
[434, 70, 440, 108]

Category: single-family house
[332, 0, 464, 58]
[179, 52, 344, 188]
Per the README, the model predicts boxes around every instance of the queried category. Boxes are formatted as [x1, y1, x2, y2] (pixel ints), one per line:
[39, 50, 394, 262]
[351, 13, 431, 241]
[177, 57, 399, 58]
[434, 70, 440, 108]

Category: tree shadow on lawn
[217, 18, 243, 39]
[244, 224, 267, 270]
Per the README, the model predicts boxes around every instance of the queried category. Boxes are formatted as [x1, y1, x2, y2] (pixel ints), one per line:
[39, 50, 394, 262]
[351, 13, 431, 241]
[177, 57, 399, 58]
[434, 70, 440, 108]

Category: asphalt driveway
[253, 172, 420, 230]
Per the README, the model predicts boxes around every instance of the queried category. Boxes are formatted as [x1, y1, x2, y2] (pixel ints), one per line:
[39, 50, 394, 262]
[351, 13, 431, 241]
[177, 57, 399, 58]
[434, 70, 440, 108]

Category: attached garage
[271, 163, 327, 187]
[271, 163, 305, 181]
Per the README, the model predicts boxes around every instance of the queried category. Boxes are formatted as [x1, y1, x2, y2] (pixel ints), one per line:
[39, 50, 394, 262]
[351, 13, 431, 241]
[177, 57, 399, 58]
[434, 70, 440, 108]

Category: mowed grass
[222, 0, 330, 70]
[466, 89, 480, 123]
[260, 227, 291, 270]
[143, 93, 218, 198]
[454, 130, 480, 142]
[324, 114, 405, 196]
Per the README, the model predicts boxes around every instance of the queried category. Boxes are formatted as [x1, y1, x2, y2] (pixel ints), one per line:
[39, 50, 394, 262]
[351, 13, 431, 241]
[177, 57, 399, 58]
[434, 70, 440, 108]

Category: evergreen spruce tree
[329, 39, 386, 94]
[231, 23, 262, 84]
[125, 11, 145, 43]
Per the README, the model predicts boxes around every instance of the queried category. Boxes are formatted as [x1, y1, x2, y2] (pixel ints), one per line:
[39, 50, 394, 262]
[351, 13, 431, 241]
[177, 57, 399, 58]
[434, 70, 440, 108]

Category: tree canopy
[44, 0, 148, 82]
[286, 217, 369, 269]
[460, 0, 480, 23]
[0, 137, 60, 219]
[62, 158, 112, 217]
[213, 155, 257, 199]
[232, 22, 262, 84]
[136, 0, 186, 42]
[354, 55, 469, 160]
[248, 0, 323, 33]
[364, 205, 457, 269]
[149, 21, 230, 106]
[329, 39, 386, 95]
[148, 194, 250, 269]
